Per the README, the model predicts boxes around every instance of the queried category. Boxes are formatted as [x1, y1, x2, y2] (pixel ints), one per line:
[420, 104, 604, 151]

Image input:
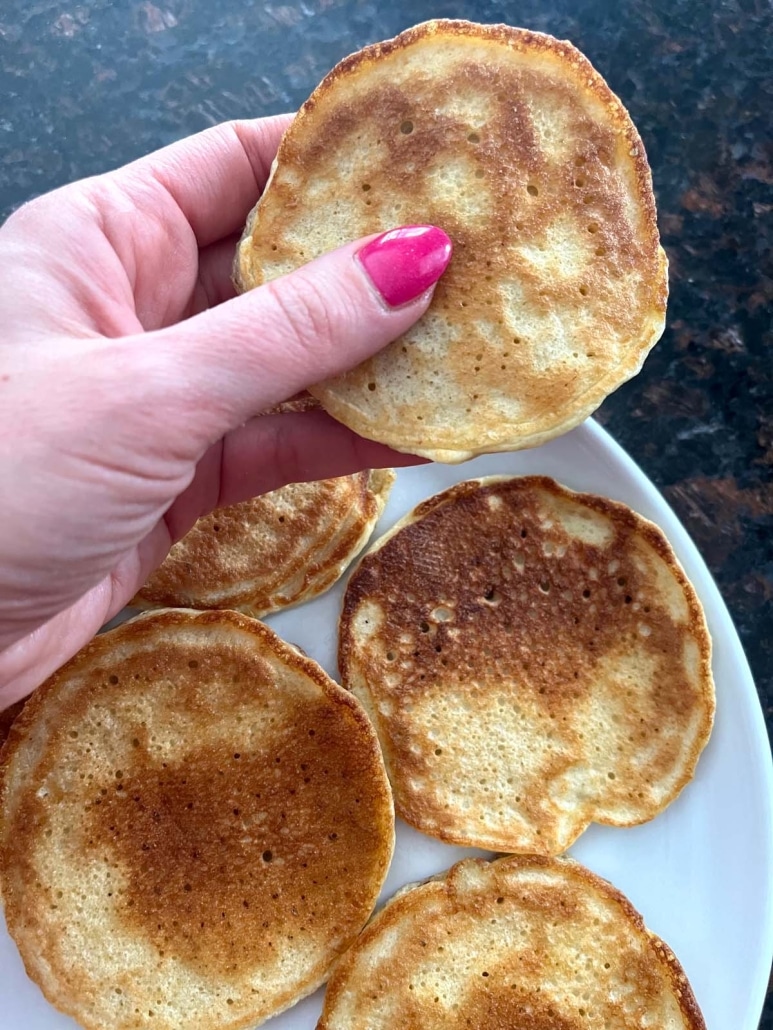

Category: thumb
[147, 224, 452, 438]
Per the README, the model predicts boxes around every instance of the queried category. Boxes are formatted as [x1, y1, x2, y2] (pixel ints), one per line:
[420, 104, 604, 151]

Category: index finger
[117, 114, 294, 248]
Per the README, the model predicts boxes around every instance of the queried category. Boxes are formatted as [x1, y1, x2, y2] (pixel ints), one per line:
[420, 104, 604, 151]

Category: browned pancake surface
[339, 476, 714, 853]
[237, 20, 668, 461]
[0, 610, 394, 1030]
[318, 855, 706, 1029]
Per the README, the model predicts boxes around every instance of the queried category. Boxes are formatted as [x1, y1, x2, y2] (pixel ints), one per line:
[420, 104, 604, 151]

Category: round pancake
[0, 609, 394, 1030]
[132, 470, 394, 617]
[318, 854, 706, 1029]
[236, 20, 668, 462]
[339, 476, 714, 854]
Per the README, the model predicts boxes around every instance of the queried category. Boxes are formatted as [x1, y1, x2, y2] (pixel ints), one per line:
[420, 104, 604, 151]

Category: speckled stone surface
[1, 0, 772, 1022]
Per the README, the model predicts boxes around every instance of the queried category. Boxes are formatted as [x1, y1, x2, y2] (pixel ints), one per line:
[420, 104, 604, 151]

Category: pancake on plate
[0, 609, 394, 1030]
[339, 476, 715, 854]
[236, 19, 668, 462]
[318, 854, 706, 1029]
[132, 470, 393, 617]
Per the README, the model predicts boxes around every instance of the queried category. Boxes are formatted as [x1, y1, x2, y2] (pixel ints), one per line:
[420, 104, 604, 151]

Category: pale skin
[0, 115, 436, 708]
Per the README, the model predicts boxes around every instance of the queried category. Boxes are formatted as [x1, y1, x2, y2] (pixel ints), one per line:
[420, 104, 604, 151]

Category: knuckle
[263, 272, 338, 356]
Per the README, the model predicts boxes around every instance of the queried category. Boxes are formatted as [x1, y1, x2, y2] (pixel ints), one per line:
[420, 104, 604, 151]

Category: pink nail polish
[357, 225, 453, 307]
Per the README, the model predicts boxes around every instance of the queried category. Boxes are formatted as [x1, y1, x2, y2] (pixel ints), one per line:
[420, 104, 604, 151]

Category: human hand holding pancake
[0, 117, 450, 708]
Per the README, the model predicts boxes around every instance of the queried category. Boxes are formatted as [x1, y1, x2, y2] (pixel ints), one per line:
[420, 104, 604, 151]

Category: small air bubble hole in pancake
[420, 621, 430, 633]
[188, 659, 198, 669]
[367, 382, 376, 391]
[575, 175, 587, 187]
[362, 183, 371, 191]
[539, 580, 551, 594]
[108, 675, 118, 685]
[400, 120, 413, 135]
[527, 184, 539, 196]
[213, 524, 221, 532]
[434, 748, 443, 756]
[483, 587, 501, 604]
[579, 285, 589, 296]
[625, 595, 633, 604]
[262, 850, 273, 863]
[582, 589, 591, 599]
[467, 132, 480, 143]
[588, 222, 599, 233]
[386, 651, 396, 662]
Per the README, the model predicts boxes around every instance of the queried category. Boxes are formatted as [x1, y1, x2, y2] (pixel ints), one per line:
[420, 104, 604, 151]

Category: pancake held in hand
[133, 470, 394, 616]
[236, 20, 668, 462]
[318, 854, 706, 1029]
[0, 610, 394, 1030]
[339, 476, 714, 854]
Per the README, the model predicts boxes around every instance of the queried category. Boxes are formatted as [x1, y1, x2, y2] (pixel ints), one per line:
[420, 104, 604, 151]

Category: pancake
[318, 854, 706, 1029]
[235, 20, 668, 462]
[0, 609, 394, 1030]
[132, 470, 394, 616]
[339, 476, 714, 854]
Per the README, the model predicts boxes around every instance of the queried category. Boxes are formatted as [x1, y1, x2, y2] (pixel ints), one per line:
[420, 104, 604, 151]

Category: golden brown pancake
[132, 470, 394, 617]
[318, 854, 706, 1029]
[339, 476, 714, 854]
[0, 609, 394, 1030]
[236, 20, 668, 462]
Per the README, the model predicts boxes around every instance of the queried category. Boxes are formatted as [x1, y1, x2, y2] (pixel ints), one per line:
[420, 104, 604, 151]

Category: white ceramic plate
[1, 419, 771, 1030]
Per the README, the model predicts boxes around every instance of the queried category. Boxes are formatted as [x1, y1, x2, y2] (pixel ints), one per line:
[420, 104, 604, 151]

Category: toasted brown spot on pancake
[318, 855, 706, 1030]
[237, 20, 668, 462]
[339, 476, 714, 854]
[0, 610, 393, 1030]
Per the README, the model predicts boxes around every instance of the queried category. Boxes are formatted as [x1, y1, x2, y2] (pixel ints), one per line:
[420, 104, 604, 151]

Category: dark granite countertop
[1, 0, 771, 1023]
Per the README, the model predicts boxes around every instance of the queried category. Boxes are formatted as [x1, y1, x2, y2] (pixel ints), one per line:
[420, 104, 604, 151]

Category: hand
[0, 116, 452, 707]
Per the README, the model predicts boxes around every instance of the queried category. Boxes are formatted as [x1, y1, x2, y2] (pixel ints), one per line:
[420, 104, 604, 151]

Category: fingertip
[356, 224, 453, 308]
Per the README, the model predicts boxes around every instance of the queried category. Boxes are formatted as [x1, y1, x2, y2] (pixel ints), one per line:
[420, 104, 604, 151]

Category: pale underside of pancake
[235, 19, 668, 463]
[132, 470, 394, 617]
[318, 854, 706, 1029]
[0, 610, 394, 1030]
[339, 476, 714, 854]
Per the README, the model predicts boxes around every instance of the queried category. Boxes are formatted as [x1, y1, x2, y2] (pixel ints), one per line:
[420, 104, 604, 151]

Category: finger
[189, 234, 240, 315]
[0, 529, 169, 706]
[118, 115, 294, 248]
[144, 225, 453, 446]
[162, 410, 425, 544]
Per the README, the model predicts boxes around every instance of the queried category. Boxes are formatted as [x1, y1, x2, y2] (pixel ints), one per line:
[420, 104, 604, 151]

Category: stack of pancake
[0, 21, 713, 1030]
